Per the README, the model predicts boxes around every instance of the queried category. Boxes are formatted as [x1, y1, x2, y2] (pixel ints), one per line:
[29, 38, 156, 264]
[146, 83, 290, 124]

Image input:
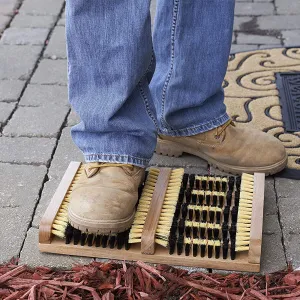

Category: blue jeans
[66, 0, 235, 167]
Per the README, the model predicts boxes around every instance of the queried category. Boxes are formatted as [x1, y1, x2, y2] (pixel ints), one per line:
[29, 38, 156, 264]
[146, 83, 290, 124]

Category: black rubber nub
[65, 224, 73, 244]
[209, 211, 215, 223]
[206, 194, 211, 206]
[181, 203, 188, 219]
[185, 243, 190, 256]
[235, 191, 240, 207]
[200, 244, 206, 257]
[219, 195, 224, 208]
[230, 224, 237, 241]
[73, 228, 81, 245]
[109, 235, 116, 249]
[199, 194, 204, 205]
[231, 242, 236, 260]
[207, 228, 213, 240]
[208, 180, 213, 191]
[177, 235, 184, 255]
[193, 244, 198, 257]
[192, 194, 197, 205]
[208, 245, 213, 258]
[221, 178, 227, 192]
[182, 173, 189, 190]
[185, 188, 192, 204]
[215, 245, 221, 259]
[95, 235, 101, 248]
[80, 232, 87, 246]
[189, 174, 195, 189]
[231, 206, 238, 224]
[216, 211, 221, 224]
[87, 233, 94, 247]
[223, 206, 230, 223]
[216, 181, 220, 191]
[226, 191, 232, 206]
[228, 176, 235, 190]
[223, 239, 229, 259]
[185, 226, 191, 238]
[213, 195, 218, 206]
[168, 236, 176, 255]
[101, 235, 108, 248]
[193, 227, 198, 239]
[178, 188, 185, 203]
[222, 223, 228, 240]
[200, 227, 206, 239]
[213, 228, 220, 239]
[178, 219, 185, 235]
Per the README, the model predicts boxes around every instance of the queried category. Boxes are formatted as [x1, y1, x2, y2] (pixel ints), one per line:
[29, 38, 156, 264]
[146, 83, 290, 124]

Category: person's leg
[66, 0, 157, 233]
[151, 0, 234, 136]
[152, 0, 287, 174]
[66, 0, 157, 168]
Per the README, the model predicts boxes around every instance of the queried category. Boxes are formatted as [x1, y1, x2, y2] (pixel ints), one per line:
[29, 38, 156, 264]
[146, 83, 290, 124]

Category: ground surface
[0, 0, 299, 274]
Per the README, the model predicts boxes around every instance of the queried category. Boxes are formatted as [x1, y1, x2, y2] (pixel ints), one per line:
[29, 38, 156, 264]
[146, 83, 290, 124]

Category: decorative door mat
[276, 72, 300, 132]
[224, 47, 300, 179]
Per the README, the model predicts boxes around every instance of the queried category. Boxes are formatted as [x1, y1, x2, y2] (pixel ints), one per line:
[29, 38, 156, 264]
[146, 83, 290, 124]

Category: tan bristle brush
[235, 173, 254, 251]
[129, 168, 184, 246]
[50, 165, 85, 238]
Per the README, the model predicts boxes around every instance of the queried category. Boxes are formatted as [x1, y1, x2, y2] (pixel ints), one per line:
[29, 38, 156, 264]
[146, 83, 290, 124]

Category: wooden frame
[39, 162, 265, 272]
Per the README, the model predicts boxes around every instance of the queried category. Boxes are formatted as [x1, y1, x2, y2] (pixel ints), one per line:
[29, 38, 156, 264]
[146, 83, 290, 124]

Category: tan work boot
[156, 120, 287, 175]
[68, 163, 145, 234]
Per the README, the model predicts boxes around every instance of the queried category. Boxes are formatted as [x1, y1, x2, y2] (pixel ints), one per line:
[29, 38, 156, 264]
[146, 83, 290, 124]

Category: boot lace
[215, 119, 235, 140]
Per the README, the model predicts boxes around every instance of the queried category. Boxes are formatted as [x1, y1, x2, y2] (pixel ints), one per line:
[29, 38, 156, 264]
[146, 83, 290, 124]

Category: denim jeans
[66, 0, 235, 167]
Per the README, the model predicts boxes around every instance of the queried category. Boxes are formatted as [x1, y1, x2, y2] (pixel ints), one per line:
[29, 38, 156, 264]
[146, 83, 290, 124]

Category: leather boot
[156, 120, 287, 175]
[68, 163, 145, 234]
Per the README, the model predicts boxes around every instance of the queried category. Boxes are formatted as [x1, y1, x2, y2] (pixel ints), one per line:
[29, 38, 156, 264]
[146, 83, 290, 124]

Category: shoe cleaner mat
[39, 162, 265, 272]
[225, 47, 300, 178]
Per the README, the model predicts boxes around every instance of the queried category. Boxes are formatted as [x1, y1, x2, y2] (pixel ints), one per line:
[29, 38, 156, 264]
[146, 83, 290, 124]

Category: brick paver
[10, 14, 56, 28]
[0, 45, 42, 79]
[0, 0, 299, 273]
[0, 80, 25, 102]
[0, 27, 49, 45]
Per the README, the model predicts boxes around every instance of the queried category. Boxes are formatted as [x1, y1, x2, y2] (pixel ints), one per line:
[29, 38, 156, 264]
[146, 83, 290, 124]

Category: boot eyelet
[215, 135, 220, 140]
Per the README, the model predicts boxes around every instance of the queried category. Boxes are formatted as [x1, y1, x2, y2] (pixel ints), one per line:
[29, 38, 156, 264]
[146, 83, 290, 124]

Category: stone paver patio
[0, 0, 300, 273]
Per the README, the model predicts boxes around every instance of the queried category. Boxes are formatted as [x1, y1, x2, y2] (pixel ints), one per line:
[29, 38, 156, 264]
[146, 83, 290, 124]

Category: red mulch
[0, 259, 299, 300]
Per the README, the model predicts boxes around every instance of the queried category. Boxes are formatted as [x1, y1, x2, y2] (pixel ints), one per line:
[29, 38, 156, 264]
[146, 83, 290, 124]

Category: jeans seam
[84, 153, 150, 167]
[160, 0, 179, 130]
[138, 51, 159, 130]
[160, 113, 230, 136]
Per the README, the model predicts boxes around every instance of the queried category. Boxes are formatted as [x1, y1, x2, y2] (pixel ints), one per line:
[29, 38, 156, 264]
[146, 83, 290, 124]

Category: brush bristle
[51, 165, 85, 238]
[235, 173, 254, 252]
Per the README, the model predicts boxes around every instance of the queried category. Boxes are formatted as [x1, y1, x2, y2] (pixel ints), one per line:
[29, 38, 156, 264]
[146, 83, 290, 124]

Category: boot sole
[68, 208, 136, 235]
[155, 138, 288, 176]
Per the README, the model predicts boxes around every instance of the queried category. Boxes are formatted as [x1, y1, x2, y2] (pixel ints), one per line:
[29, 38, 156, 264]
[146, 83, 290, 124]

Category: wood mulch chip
[0, 259, 299, 299]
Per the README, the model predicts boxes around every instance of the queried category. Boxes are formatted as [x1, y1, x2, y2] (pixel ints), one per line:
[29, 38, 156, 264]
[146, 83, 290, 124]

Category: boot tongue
[84, 163, 134, 178]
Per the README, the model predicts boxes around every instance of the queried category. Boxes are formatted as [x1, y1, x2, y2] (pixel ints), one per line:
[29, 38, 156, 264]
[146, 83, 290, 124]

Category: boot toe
[257, 133, 287, 167]
[68, 187, 138, 233]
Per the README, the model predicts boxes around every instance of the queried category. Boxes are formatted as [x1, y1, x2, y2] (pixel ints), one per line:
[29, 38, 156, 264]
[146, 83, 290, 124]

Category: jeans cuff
[159, 113, 230, 137]
[84, 153, 150, 168]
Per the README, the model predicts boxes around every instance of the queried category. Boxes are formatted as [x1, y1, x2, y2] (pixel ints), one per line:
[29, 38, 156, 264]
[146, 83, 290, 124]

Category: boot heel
[155, 140, 183, 157]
